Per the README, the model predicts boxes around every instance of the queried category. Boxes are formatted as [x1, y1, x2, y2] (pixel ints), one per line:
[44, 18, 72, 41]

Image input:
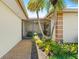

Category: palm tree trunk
[51, 11, 57, 39]
[36, 10, 56, 39]
[49, 7, 55, 39]
[36, 11, 45, 38]
[36, 8, 57, 39]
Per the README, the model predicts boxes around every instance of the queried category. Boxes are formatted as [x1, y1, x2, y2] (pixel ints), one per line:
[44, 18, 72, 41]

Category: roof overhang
[45, 8, 78, 20]
[63, 8, 78, 13]
[17, 0, 28, 19]
[0, 0, 28, 20]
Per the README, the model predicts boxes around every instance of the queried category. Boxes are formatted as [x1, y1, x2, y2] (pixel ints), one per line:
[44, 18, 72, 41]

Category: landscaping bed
[32, 33, 78, 59]
[48, 43, 78, 59]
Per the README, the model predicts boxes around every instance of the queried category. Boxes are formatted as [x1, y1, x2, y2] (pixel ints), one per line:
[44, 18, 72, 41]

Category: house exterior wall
[0, 1, 22, 58]
[63, 12, 78, 43]
[22, 21, 44, 37]
[51, 11, 78, 43]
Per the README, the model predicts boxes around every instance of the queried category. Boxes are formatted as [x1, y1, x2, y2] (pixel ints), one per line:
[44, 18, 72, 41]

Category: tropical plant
[33, 34, 78, 59]
[27, 0, 78, 58]
[27, 0, 50, 38]
[27, 0, 77, 40]
[27, 0, 65, 40]
[48, 43, 78, 59]
[33, 32, 44, 48]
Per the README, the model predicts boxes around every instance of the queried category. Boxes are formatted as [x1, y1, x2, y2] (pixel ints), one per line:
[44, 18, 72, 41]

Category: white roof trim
[1, 0, 27, 19]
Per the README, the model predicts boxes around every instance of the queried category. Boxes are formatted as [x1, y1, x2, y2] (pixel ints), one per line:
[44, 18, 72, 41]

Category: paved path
[1, 40, 32, 59]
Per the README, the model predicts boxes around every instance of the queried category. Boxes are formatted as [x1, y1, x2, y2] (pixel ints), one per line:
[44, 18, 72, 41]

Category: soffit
[1, 0, 28, 19]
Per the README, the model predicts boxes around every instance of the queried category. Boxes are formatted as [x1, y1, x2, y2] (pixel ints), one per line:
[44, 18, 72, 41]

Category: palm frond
[50, 0, 65, 12]
[55, 0, 65, 11]
[27, 0, 47, 12]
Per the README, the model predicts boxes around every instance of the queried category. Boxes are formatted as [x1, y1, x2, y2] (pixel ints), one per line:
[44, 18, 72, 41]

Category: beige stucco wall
[0, 1, 22, 58]
[63, 12, 78, 43]
[51, 11, 78, 43]
[22, 21, 43, 37]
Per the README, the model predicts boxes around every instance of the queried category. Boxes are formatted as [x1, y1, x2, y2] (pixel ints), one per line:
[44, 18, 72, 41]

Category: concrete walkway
[1, 40, 32, 59]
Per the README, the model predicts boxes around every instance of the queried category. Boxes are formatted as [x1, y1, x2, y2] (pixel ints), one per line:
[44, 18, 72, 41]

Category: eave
[0, 0, 28, 20]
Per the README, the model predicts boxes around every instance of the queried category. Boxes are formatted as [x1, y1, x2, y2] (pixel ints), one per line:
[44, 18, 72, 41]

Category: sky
[64, 0, 78, 8]
[23, 0, 78, 18]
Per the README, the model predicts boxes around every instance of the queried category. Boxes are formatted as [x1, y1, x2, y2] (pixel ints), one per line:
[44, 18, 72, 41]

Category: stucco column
[55, 12, 63, 43]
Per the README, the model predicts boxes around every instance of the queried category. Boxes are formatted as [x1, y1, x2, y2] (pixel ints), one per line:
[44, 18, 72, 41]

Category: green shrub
[49, 43, 78, 59]
[27, 31, 34, 37]
[32, 35, 78, 59]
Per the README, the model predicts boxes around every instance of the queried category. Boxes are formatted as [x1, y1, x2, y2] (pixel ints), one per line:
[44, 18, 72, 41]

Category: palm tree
[27, 0, 77, 40]
[50, 0, 65, 40]
[27, 0, 51, 38]
[27, 0, 65, 39]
